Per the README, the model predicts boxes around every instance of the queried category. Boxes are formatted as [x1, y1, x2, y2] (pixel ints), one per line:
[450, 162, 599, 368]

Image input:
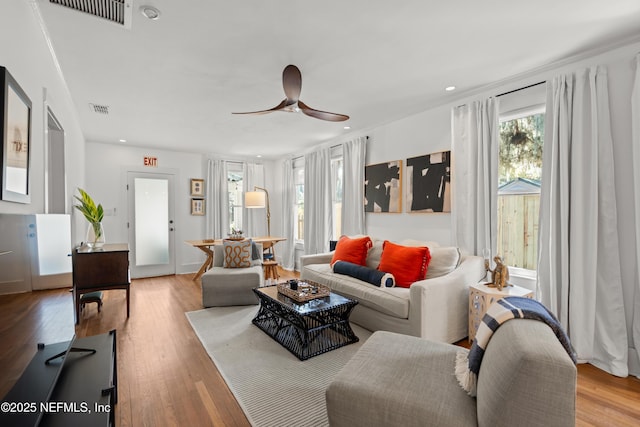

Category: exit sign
[144, 156, 158, 167]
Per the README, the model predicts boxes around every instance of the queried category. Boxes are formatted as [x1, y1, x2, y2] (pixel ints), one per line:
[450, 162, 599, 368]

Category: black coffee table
[252, 284, 359, 360]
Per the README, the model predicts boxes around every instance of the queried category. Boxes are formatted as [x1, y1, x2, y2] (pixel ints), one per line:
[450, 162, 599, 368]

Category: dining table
[185, 236, 286, 281]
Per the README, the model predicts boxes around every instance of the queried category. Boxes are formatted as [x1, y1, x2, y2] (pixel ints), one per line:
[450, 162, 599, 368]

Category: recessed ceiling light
[140, 5, 161, 20]
[119, 139, 127, 143]
[256, 155, 262, 158]
[445, 86, 456, 92]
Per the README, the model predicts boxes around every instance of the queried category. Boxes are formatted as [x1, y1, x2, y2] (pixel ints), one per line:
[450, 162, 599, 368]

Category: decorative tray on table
[277, 281, 330, 303]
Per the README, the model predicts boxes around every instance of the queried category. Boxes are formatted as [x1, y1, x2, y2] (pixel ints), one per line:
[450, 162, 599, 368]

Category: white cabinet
[0, 214, 72, 294]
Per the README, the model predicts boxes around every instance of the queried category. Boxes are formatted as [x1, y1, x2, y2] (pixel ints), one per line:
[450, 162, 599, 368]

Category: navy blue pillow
[333, 261, 395, 288]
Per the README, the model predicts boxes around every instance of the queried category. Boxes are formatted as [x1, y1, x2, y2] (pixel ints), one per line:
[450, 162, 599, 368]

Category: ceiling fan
[233, 64, 349, 122]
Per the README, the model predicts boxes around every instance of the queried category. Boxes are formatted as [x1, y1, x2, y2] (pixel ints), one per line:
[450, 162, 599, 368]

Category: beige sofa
[300, 239, 485, 343]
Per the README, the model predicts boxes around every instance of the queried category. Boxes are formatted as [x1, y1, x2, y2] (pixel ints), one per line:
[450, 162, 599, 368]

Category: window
[228, 169, 243, 234]
[497, 110, 544, 270]
[294, 166, 304, 242]
[331, 157, 343, 239]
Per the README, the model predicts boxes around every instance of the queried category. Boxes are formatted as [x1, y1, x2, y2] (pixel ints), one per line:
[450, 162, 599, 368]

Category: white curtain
[244, 162, 266, 237]
[280, 159, 296, 270]
[206, 159, 228, 239]
[451, 98, 500, 257]
[537, 66, 628, 376]
[631, 54, 640, 372]
[304, 148, 332, 254]
[341, 136, 367, 236]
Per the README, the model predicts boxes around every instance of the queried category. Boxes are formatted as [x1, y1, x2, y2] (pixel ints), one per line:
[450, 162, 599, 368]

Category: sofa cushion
[333, 261, 395, 288]
[326, 331, 477, 427]
[331, 235, 373, 267]
[426, 247, 461, 279]
[304, 263, 409, 318]
[365, 239, 439, 269]
[378, 241, 431, 287]
[223, 239, 252, 268]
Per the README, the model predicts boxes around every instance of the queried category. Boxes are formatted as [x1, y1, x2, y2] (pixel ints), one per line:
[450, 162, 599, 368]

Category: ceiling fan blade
[282, 64, 302, 102]
[298, 100, 350, 122]
[232, 99, 288, 115]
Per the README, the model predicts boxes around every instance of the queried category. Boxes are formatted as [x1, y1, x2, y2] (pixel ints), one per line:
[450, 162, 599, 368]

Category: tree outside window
[497, 112, 544, 270]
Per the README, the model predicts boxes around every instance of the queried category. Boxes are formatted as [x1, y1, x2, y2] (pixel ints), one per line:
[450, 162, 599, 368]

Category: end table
[468, 282, 534, 342]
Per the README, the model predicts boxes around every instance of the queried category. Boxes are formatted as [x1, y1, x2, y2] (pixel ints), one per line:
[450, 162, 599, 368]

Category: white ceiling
[35, 0, 640, 159]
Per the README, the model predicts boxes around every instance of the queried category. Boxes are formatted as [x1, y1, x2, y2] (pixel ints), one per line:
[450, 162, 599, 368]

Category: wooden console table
[72, 244, 130, 324]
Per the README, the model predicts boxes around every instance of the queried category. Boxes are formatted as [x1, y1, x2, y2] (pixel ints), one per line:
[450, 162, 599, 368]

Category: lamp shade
[245, 191, 266, 208]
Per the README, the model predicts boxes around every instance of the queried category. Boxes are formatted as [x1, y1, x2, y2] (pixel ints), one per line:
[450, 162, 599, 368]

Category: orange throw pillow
[377, 241, 431, 287]
[330, 236, 373, 267]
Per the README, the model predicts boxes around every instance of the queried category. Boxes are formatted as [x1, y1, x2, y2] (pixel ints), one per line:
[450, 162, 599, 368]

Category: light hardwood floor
[1, 271, 639, 426]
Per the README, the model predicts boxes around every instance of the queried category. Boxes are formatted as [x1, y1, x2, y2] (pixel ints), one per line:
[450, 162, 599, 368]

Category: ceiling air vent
[49, 0, 133, 28]
[89, 103, 109, 115]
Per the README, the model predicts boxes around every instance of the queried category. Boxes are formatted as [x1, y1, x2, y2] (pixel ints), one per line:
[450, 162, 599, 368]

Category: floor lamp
[245, 186, 271, 237]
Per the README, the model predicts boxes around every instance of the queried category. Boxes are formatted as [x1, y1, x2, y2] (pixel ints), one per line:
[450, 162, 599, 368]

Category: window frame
[497, 104, 545, 276]
[227, 164, 244, 235]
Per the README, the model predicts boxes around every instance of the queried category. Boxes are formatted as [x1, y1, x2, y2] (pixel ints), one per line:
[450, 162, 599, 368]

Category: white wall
[85, 142, 205, 274]
[0, 1, 86, 238]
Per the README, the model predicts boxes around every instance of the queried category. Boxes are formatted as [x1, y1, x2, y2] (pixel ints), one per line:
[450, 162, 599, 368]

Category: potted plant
[74, 188, 105, 248]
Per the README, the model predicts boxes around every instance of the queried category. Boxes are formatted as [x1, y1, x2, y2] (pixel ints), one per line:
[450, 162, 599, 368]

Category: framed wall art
[191, 198, 205, 216]
[1, 66, 32, 204]
[190, 178, 204, 196]
[364, 160, 402, 213]
[406, 150, 451, 213]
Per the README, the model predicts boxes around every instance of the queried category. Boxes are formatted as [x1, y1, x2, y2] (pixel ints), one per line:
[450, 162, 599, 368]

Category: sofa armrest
[300, 251, 334, 267]
[408, 255, 485, 342]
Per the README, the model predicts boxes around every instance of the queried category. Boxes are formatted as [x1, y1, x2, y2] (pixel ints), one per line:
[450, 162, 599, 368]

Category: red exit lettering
[144, 156, 158, 167]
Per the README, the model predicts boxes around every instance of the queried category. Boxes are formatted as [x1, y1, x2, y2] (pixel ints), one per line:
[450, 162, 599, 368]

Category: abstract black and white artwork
[406, 151, 451, 213]
[364, 160, 402, 213]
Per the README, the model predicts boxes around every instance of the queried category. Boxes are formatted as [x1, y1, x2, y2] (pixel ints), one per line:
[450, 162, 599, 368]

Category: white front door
[127, 172, 176, 278]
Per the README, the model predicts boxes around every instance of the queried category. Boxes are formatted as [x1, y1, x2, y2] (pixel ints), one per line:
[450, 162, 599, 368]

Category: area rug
[186, 305, 372, 427]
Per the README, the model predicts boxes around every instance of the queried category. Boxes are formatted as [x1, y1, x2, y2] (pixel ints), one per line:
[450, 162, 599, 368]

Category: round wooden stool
[262, 260, 279, 280]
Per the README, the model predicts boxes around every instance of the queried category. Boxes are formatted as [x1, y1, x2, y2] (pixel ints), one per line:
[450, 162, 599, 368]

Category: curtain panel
[451, 98, 500, 257]
[205, 159, 228, 239]
[304, 148, 333, 255]
[537, 66, 628, 376]
[341, 136, 367, 236]
[280, 159, 296, 270]
[631, 53, 640, 372]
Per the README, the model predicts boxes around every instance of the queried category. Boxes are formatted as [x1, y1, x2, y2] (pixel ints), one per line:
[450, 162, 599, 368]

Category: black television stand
[44, 347, 97, 365]
[0, 330, 117, 427]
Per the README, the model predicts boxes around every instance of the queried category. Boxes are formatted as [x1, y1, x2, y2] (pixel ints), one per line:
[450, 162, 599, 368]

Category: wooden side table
[468, 282, 534, 342]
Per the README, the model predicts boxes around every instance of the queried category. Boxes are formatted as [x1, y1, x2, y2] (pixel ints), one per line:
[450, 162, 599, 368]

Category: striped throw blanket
[455, 296, 576, 396]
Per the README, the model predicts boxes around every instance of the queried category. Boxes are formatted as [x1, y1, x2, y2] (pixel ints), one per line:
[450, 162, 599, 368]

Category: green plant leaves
[74, 188, 104, 223]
